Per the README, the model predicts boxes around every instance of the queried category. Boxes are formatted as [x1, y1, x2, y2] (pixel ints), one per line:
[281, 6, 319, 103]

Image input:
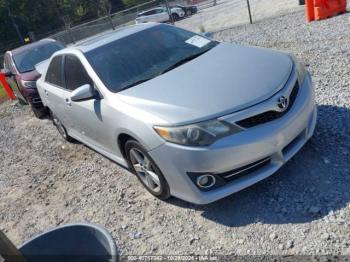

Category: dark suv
[2, 39, 64, 118]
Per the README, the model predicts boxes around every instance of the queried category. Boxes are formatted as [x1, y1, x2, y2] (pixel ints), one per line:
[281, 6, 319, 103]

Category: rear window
[138, 9, 157, 16]
[45, 56, 63, 87]
[13, 42, 64, 73]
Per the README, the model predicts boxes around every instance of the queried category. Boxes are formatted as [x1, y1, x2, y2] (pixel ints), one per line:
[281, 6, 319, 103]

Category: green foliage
[0, 83, 6, 99]
[75, 5, 87, 17]
[0, 0, 125, 50]
[122, 0, 150, 7]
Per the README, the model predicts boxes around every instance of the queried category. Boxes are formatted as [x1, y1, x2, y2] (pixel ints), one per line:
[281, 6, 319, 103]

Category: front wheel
[125, 140, 170, 200]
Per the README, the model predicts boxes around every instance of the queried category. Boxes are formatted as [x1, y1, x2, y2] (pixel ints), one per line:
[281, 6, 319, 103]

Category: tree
[110, 0, 124, 12]
[121, 0, 151, 7]
[0, 0, 126, 52]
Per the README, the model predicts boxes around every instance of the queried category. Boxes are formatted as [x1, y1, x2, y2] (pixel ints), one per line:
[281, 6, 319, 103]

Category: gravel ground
[1, 9, 350, 258]
[177, 0, 300, 33]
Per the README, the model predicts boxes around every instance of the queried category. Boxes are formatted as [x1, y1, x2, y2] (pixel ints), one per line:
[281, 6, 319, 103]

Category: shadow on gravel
[168, 105, 350, 227]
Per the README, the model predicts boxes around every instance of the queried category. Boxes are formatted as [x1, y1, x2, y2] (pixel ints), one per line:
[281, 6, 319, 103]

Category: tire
[125, 140, 171, 200]
[18, 98, 27, 105]
[298, 0, 305, 5]
[31, 106, 48, 119]
[51, 112, 75, 142]
[172, 13, 179, 21]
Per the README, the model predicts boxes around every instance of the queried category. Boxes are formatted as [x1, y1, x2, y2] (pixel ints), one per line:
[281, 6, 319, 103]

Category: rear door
[146, 9, 158, 22]
[43, 55, 70, 126]
[156, 8, 169, 22]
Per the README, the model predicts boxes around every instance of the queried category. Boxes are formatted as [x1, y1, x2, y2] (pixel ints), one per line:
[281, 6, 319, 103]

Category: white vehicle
[135, 7, 185, 24]
[35, 24, 316, 204]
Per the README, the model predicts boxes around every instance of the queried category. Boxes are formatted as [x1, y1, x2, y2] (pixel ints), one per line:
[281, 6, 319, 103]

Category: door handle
[65, 98, 71, 107]
[44, 89, 49, 97]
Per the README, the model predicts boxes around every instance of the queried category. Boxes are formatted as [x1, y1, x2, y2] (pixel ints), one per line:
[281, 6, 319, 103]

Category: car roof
[68, 23, 159, 53]
[10, 39, 59, 55]
[138, 7, 165, 14]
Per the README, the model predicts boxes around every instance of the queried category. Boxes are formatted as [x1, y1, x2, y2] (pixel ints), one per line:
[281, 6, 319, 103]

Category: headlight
[154, 120, 242, 146]
[290, 55, 307, 85]
[20, 80, 36, 89]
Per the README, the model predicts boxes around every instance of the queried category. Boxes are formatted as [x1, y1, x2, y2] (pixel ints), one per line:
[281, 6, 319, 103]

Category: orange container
[314, 0, 346, 20]
[0, 73, 16, 100]
[306, 0, 315, 22]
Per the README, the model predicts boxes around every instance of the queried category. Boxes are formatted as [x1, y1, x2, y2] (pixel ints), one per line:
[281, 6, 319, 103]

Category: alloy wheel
[129, 148, 161, 193]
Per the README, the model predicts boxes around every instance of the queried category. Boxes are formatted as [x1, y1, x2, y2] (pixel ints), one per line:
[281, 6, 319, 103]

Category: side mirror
[1, 69, 13, 77]
[71, 84, 95, 102]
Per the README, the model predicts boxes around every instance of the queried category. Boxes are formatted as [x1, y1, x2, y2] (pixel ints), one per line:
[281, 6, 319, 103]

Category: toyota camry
[36, 23, 317, 204]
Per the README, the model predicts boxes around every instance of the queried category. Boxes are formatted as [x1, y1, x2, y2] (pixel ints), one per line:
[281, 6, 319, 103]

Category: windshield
[13, 42, 64, 73]
[85, 24, 218, 93]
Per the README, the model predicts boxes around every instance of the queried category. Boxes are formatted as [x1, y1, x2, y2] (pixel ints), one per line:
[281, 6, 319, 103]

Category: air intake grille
[237, 82, 299, 129]
[218, 157, 271, 182]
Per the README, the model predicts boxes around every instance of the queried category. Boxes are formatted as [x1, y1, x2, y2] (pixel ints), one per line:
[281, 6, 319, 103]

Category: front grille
[32, 98, 42, 103]
[218, 157, 271, 182]
[237, 82, 299, 128]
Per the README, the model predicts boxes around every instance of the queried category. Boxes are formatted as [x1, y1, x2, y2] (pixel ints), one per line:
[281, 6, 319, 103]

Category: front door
[63, 55, 114, 154]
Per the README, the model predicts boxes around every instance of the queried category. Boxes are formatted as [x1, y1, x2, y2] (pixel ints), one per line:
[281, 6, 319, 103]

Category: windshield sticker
[185, 35, 211, 48]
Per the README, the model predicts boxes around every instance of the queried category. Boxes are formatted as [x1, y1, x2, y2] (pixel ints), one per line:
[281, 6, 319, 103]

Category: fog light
[196, 174, 216, 189]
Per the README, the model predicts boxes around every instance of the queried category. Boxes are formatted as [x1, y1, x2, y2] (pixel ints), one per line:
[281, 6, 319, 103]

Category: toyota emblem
[277, 96, 289, 110]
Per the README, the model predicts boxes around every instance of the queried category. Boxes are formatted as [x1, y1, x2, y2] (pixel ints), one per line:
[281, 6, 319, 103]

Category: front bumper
[149, 74, 317, 204]
[22, 88, 43, 108]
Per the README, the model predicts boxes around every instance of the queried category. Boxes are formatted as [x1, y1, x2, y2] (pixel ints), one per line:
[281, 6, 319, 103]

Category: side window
[64, 55, 93, 91]
[46, 56, 63, 87]
[147, 10, 156, 15]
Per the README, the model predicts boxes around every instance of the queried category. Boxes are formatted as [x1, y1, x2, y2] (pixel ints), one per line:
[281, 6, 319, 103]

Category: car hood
[35, 59, 50, 77]
[20, 69, 41, 81]
[118, 43, 293, 125]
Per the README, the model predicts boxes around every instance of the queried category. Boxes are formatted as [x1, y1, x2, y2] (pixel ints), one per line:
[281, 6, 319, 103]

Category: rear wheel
[125, 140, 170, 200]
[51, 112, 75, 142]
[31, 106, 48, 119]
[172, 13, 179, 21]
[18, 98, 27, 105]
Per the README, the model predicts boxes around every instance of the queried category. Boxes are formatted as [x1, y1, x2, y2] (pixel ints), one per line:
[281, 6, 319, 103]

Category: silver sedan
[36, 23, 317, 204]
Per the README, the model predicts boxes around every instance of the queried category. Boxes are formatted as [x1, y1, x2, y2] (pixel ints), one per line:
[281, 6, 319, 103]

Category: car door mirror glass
[70, 84, 95, 102]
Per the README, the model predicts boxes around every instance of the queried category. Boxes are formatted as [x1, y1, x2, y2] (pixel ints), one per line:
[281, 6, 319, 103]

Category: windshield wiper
[118, 48, 212, 92]
[20, 69, 34, 73]
[159, 49, 211, 75]
[119, 77, 155, 91]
